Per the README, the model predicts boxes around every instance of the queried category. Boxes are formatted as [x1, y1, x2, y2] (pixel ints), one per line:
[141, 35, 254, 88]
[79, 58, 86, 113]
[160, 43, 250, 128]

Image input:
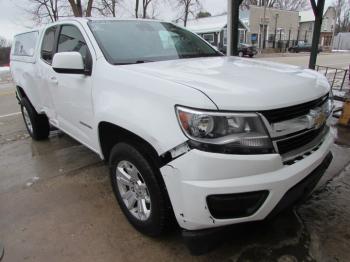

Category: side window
[41, 26, 57, 64]
[13, 31, 38, 57]
[57, 25, 88, 61]
[203, 34, 214, 44]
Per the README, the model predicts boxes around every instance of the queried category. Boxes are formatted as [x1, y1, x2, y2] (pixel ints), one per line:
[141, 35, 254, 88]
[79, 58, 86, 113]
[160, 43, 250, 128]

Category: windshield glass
[88, 20, 221, 64]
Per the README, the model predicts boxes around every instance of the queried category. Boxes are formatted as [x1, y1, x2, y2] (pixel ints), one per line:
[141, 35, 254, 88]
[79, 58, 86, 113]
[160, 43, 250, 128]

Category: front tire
[21, 97, 50, 140]
[238, 51, 244, 57]
[109, 142, 173, 236]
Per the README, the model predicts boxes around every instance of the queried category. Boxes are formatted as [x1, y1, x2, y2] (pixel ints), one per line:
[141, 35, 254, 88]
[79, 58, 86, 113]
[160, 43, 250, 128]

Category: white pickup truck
[11, 18, 334, 238]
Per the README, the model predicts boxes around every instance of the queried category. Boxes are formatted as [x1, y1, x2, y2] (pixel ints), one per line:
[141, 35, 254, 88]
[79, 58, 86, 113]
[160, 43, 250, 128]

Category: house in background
[184, 14, 248, 52]
[184, 5, 337, 51]
[299, 6, 336, 49]
[184, 5, 300, 51]
[246, 5, 299, 48]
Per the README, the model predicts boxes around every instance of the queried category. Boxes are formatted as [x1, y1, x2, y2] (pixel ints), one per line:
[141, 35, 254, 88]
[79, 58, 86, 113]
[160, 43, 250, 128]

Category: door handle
[50, 76, 58, 84]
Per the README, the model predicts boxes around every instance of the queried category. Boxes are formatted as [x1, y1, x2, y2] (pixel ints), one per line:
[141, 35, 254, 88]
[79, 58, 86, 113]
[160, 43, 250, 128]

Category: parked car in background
[220, 43, 257, 57]
[11, 18, 334, 242]
[288, 43, 323, 53]
[237, 43, 257, 57]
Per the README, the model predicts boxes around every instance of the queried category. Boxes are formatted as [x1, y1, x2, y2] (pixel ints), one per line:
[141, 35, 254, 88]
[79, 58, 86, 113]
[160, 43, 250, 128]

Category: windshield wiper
[180, 53, 222, 59]
[135, 60, 154, 63]
[113, 60, 154, 65]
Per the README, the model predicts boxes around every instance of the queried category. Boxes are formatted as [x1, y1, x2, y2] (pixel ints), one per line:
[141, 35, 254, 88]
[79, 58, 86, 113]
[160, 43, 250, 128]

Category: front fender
[92, 61, 217, 156]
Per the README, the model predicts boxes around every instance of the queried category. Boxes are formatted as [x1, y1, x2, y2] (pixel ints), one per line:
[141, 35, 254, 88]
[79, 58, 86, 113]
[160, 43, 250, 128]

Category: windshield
[88, 20, 221, 65]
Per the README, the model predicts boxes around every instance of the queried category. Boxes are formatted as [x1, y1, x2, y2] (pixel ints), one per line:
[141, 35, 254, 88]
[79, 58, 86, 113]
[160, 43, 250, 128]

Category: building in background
[184, 5, 299, 51]
[299, 6, 336, 49]
[333, 32, 350, 51]
[185, 5, 336, 51]
[246, 5, 299, 49]
[184, 14, 248, 52]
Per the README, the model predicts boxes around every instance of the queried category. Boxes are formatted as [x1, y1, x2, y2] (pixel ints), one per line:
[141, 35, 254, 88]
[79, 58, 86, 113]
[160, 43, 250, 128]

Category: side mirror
[52, 52, 88, 75]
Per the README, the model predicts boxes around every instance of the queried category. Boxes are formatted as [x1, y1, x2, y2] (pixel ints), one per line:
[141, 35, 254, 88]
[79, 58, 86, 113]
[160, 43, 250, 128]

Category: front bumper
[160, 128, 335, 230]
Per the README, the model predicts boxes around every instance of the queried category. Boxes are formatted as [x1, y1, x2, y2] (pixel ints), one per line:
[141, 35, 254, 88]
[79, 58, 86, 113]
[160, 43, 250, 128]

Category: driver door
[50, 23, 95, 148]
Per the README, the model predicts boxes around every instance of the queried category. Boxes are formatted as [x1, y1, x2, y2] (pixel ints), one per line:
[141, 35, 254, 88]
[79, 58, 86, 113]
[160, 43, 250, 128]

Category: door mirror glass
[52, 52, 85, 74]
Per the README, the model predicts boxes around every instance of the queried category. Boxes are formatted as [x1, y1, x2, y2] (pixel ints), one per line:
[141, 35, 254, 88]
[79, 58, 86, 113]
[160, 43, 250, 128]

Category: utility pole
[309, 0, 326, 69]
[227, 0, 244, 56]
[262, 0, 267, 49]
[288, 28, 291, 48]
[273, 14, 279, 48]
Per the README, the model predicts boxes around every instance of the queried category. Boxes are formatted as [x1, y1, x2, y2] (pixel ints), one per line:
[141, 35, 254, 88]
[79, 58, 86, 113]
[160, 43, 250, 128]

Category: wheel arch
[16, 85, 42, 115]
[16, 85, 27, 101]
[98, 121, 162, 167]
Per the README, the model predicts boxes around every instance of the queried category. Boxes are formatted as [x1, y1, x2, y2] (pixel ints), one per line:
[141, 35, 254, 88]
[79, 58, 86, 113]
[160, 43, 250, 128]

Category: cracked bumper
[160, 129, 335, 230]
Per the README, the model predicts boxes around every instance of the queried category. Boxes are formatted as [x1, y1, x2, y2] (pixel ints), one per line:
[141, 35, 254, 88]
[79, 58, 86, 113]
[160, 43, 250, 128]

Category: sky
[0, 0, 333, 40]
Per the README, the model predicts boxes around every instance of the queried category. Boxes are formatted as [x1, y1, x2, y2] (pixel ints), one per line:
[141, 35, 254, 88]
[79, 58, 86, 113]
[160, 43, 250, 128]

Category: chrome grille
[276, 126, 326, 155]
[260, 93, 329, 123]
[259, 93, 331, 163]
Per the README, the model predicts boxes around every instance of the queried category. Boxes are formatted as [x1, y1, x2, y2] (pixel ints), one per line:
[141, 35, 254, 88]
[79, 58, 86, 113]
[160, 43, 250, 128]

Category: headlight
[176, 106, 274, 154]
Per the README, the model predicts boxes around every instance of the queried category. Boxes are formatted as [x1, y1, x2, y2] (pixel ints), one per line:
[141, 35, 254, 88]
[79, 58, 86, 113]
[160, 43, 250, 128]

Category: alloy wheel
[116, 160, 151, 221]
[22, 107, 33, 134]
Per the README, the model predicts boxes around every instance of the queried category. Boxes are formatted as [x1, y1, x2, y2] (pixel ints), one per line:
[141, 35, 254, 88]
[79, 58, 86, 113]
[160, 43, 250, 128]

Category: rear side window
[41, 26, 57, 64]
[57, 25, 88, 61]
[13, 31, 38, 56]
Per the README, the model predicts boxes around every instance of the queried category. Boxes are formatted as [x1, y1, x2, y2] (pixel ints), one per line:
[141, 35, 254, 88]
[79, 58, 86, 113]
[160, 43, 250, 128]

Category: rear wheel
[249, 54, 254, 58]
[109, 142, 173, 236]
[238, 51, 244, 57]
[21, 97, 50, 140]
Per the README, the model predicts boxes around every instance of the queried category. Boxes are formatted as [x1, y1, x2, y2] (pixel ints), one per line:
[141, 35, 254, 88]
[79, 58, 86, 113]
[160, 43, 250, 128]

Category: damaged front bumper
[160, 129, 335, 231]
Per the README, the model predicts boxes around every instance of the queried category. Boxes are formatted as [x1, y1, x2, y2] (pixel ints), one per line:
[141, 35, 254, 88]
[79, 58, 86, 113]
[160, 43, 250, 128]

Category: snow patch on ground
[0, 66, 10, 72]
[333, 90, 346, 97]
[332, 50, 350, 53]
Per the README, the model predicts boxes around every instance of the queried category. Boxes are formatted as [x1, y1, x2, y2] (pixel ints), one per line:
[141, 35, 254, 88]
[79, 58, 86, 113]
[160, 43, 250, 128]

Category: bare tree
[95, 0, 121, 16]
[67, 0, 94, 17]
[175, 0, 201, 27]
[135, 0, 139, 18]
[142, 0, 152, 18]
[134, 0, 159, 19]
[26, 0, 61, 23]
[333, 0, 350, 33]
[67, 0, 82, 16]
[86, 0, 94, 16]
[241, 0, 275, 9]
[274, 0, 309, 11]
[25, 0, 98, 24]
[242, 0, 309, 11]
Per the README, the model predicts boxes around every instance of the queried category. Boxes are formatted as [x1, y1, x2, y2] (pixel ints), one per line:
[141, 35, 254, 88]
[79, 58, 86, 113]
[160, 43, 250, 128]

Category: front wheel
[109, 142, 173, 236]
[21, 97, 50, 140]
[238, 51, 244, 57]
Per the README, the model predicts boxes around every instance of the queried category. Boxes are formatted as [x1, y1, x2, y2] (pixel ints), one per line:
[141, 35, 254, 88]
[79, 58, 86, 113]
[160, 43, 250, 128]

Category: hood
[123, 56, 330, 111]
